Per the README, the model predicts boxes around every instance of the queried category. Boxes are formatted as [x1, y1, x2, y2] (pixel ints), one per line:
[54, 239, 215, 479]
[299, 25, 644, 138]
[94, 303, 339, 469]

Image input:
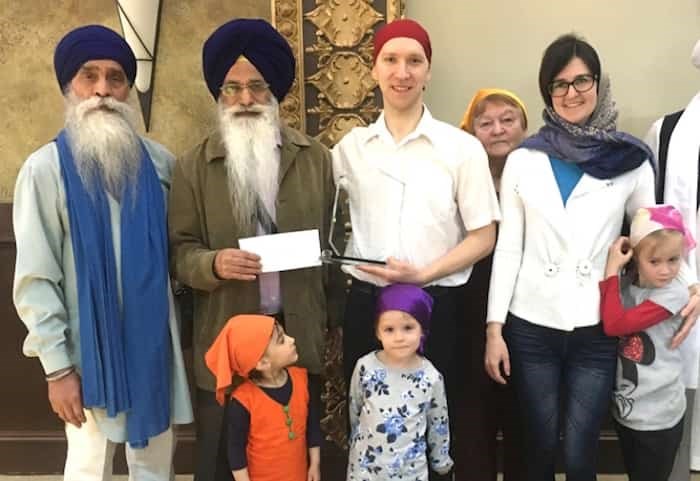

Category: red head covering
[205, 314, 275, 405]
[373, 18, 432, 64]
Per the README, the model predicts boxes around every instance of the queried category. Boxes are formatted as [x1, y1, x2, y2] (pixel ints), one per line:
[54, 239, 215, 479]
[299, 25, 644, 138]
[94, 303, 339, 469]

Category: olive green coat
[168, 125, 344, 391]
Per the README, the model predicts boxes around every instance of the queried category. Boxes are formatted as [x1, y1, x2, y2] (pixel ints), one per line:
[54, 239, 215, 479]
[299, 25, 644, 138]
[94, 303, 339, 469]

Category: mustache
[74, 96, 132, 119]
[221, 104, 266, 116]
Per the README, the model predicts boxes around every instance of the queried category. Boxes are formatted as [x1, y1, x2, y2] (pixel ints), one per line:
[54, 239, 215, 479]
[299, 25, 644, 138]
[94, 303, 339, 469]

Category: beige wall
[4, 1, 700, 202]
[407, 0, 700, 138]
[0, 0, 269, 202]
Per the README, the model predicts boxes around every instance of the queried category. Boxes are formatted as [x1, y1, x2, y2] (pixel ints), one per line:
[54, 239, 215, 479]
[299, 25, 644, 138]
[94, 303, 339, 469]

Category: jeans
[504, 314, 617, 481]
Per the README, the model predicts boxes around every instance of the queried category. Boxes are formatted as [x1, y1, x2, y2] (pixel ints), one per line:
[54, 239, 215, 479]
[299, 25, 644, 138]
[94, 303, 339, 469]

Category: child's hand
[307, 446, 321, 481]
[604, 237, 633, 279]
[307, 463, 321, 481]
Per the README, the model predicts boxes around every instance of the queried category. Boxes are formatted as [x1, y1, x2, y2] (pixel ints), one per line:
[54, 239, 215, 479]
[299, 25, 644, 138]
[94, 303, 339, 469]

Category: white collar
[363, 106, 437, 147]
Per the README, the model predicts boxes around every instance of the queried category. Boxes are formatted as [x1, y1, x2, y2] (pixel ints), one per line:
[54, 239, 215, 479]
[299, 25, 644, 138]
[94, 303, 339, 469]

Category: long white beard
[64, 91, 141, 199]
[218, 97, 281, 232]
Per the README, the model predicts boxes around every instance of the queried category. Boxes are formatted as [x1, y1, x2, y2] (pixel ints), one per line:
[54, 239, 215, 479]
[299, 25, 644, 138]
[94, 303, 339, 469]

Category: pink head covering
[630, 205, 696, 250]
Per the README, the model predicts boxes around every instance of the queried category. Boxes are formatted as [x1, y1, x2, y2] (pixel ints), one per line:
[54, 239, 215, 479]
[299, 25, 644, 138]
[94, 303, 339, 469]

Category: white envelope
[238, 229, 322, 273]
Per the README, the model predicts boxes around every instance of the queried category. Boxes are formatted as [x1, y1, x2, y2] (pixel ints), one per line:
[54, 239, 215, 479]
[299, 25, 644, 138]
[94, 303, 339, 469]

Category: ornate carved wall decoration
[272, 0, 404, 450]
[272, 0, 306, 132]
[273, 0, 404, 147]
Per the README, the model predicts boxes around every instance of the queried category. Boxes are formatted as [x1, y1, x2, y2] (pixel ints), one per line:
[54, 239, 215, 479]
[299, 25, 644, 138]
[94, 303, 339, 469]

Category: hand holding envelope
[213, 248, 262, 280]
[238, 229, 323, 273]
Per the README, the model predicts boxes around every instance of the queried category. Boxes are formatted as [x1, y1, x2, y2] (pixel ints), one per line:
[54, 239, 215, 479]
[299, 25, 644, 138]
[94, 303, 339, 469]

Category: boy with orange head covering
[205, 314, 321, 481]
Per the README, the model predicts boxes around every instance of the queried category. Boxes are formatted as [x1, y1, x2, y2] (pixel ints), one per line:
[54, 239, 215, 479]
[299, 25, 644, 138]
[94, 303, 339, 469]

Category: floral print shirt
[347, 352, 453, 480]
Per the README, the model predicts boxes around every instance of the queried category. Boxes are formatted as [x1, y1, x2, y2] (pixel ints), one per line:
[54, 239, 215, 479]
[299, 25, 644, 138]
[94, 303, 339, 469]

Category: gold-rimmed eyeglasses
[220, 81, 270, 98]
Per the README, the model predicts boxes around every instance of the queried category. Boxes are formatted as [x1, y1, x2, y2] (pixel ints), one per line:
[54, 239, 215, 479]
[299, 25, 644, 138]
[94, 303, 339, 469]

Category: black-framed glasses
[548, 74, 597, 97]
[220, 80, 270, 98]
[320, 176, 386, 266]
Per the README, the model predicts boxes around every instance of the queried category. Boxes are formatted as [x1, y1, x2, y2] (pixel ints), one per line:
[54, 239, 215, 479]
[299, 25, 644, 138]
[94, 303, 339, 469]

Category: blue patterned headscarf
[520, 75, 653, 179]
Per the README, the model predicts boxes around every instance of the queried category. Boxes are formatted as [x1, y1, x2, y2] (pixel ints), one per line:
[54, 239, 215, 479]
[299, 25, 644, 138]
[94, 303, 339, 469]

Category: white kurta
[13, 138, 193, 443]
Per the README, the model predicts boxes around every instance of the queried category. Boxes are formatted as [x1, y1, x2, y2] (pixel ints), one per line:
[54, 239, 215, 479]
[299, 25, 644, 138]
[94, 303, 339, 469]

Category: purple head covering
[54, 25, 136, 90]
[376, 283, 434, 353]
[202, 18, 295, 101]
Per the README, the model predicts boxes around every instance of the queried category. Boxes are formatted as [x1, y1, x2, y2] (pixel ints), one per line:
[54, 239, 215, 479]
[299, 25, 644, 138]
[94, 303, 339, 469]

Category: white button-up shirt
[332, 107, 500, 287]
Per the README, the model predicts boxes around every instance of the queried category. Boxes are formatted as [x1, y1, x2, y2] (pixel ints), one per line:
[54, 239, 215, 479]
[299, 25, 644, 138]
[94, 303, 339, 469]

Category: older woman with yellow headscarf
[460, 89, 528, 191]
[456, 88, 527, 481]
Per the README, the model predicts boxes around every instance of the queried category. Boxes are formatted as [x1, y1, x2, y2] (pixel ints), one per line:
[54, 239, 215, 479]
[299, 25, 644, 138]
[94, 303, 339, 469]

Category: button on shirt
[332, 108, 500, 287]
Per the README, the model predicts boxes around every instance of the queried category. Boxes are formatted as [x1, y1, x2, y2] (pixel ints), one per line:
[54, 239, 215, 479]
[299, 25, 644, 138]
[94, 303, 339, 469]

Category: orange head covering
[459, 88, 528, 134]
[205, 314, 275, 405]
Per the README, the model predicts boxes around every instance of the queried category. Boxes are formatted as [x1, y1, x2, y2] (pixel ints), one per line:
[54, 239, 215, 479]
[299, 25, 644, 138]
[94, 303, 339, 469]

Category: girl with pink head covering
[600, 205, 696, 480]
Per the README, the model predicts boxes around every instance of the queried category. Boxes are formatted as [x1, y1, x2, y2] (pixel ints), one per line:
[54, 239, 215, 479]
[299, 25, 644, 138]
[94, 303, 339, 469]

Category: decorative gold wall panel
[273, 0, 404, 147]
[272, 0, 404, 450]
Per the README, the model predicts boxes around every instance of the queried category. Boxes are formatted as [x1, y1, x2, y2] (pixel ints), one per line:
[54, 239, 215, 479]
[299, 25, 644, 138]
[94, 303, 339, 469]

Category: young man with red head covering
[332, 18, 500, 480]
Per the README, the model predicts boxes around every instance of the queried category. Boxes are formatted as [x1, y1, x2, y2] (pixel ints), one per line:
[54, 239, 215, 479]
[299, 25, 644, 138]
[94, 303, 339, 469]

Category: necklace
[283, 404, 295, 440]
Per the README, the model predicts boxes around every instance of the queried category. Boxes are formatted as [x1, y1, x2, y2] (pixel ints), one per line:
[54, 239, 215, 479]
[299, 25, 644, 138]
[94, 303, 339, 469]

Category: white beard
[64, 91, 141, 200]
[218, 97, 281, 232]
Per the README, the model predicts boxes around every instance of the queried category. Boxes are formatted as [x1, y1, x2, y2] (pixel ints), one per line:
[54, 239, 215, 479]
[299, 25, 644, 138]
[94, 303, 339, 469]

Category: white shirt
[487, 148, 655, 330]
[332, 107, 500, 287]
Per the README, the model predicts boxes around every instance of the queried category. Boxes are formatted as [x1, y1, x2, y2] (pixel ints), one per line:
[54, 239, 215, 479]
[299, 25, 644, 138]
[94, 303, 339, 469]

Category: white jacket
[487, 148, 655, 331]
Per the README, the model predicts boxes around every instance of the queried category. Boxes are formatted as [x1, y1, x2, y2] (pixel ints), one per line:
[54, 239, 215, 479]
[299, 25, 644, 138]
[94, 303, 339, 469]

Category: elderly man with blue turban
[168, 18, 343, 481]
[12, 25, 193, 481]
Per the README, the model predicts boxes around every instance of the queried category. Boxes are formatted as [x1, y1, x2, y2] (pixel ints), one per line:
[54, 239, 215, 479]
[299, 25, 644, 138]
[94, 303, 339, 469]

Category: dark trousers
[457, 257, 525, 481]
[615, 418, 684, 481]
[194, 388, 232, 481]
[342, 279, 463, 479]
[504, 314, 618, 481]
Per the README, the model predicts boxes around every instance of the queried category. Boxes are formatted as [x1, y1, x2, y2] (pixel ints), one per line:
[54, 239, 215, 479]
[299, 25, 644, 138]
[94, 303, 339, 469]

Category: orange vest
[233, 366, 308, 481]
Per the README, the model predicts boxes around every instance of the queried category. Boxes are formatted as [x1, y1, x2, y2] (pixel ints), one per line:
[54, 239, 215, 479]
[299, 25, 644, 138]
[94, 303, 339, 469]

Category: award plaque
[320, 176, 386, 266]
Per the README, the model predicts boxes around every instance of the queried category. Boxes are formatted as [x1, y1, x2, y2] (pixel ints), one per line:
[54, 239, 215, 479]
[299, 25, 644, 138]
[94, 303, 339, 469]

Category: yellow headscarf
[460, 88, 528, 134]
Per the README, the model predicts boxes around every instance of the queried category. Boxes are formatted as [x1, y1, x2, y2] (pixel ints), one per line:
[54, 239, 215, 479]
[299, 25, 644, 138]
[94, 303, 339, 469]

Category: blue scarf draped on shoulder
[520, 75, 654, 179]
[56, 130, 171, 448]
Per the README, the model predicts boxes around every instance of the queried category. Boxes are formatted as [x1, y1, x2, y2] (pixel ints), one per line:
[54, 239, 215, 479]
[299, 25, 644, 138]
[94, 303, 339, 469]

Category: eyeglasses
[220, 81, 270, 98]
[548, 74, 597, 97]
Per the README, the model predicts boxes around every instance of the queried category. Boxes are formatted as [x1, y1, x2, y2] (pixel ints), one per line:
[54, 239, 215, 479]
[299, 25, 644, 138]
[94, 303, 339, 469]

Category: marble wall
[0, 0, 270, 202]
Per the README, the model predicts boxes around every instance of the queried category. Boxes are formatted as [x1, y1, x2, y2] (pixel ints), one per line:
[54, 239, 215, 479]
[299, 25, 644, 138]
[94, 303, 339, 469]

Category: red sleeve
[599, 276, 672, 336]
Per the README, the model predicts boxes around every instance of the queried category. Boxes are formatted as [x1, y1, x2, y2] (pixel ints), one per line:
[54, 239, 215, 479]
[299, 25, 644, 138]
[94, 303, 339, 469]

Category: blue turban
[202, 19, 295, 101]
[54, 25, 137, 91]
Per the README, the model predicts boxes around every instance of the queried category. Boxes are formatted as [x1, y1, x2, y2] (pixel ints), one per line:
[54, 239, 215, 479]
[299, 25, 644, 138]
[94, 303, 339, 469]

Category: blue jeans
[504, 314, 617, 481]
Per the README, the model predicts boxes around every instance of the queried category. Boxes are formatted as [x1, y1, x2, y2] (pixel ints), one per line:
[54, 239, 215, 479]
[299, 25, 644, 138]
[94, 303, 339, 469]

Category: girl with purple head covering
[346, 283, 453, 481]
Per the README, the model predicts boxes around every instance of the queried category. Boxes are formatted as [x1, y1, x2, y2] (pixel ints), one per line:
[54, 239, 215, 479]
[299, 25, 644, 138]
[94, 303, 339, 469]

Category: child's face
[376, 310, 422, 361]
[261, 322, 298, 369]
[635, 233, 684, 288]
